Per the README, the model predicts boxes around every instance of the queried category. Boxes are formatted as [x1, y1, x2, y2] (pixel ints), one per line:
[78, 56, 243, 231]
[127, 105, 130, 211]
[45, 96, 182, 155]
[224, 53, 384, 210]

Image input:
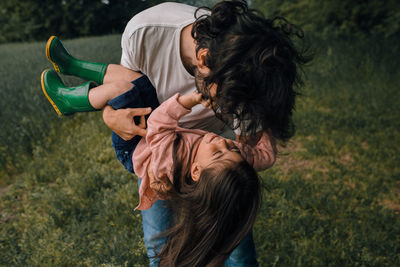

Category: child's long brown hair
[157, 134, 261, 266]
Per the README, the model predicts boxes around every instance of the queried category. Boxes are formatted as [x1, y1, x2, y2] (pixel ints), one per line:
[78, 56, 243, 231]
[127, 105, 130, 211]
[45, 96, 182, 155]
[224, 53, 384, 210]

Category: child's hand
[200, 97, 212, 109]
[150, 174, 174, 199]
[178, 92, 202, 109]
[191, 91, 203, 104]
[147, 162, 174, 199]
[178, 91, 213, 110]
[192, 91, 212, 109]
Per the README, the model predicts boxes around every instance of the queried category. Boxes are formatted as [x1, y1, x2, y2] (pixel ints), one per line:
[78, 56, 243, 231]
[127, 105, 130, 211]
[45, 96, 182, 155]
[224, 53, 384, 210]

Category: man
[45, 1, 309, 265]
[104, 2, 308, 265]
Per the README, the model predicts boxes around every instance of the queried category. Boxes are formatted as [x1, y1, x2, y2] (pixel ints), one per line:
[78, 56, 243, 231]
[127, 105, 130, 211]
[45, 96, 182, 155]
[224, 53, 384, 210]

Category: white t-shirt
[120, 2, 227, 134]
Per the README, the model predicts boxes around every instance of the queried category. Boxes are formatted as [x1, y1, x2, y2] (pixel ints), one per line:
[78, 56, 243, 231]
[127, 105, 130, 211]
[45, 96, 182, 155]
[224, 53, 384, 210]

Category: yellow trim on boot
[46, 36, 61, 73]
[41, 69, 63, 116]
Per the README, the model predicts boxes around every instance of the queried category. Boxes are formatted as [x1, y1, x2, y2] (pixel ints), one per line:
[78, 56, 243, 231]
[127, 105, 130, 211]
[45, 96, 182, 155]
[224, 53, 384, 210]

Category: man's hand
[102, 105, 152, 140]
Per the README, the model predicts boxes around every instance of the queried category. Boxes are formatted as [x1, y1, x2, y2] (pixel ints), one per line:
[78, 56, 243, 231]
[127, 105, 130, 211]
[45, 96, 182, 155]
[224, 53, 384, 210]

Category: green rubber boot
[41, 69, 97, 116]
[46, 36, 108, 84]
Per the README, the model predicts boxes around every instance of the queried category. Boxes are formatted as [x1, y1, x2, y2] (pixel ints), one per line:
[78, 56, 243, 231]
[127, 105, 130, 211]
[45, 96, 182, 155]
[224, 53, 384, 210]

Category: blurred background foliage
[253, 0, 400, 39]
[0, 0, 164, 43]
[0, 0, 219, 44]
[0, 0, 399, 44]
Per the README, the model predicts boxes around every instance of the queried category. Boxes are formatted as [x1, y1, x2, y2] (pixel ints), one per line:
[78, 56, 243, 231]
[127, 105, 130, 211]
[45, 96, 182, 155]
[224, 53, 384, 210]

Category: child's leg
[46, 36, 108, 84]
[46, 36, 142, 85]
[41, 69, 97, 116]
[103, 64, 143, 85]
[41, 69, 137, 116]
[88, 80, 137, 109]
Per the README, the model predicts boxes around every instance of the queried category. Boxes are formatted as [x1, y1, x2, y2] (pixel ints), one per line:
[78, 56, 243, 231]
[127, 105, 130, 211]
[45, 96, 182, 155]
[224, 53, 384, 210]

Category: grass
[0, 33, 399, 266]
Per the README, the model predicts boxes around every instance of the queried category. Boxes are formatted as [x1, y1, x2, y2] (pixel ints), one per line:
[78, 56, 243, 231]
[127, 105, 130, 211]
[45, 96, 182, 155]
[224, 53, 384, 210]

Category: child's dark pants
[107, 75, 159, 173]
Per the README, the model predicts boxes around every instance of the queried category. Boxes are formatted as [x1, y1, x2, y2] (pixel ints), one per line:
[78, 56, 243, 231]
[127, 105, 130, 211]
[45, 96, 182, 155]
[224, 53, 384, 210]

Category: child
[41, 37, 276, 266]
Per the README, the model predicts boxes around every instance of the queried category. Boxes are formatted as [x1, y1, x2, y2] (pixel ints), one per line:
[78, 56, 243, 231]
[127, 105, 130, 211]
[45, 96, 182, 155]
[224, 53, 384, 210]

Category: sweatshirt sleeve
[145, 93, 191, 180]
[235, 132, 276, 172]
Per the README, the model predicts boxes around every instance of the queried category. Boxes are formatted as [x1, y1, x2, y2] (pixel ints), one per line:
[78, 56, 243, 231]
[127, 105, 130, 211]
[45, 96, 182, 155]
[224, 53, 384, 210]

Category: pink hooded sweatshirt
[132, 93, 276, 210]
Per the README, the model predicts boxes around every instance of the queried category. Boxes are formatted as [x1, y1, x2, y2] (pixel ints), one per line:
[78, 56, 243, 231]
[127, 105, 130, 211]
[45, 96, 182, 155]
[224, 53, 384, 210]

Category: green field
[0, 34, 399, 266]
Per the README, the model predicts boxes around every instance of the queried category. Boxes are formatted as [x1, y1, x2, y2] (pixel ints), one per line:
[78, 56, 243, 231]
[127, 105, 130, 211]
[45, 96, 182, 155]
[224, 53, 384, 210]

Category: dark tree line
[253, 0, 400, 39]
[0, 0, 168, 43]
[0, 0, 399, 43]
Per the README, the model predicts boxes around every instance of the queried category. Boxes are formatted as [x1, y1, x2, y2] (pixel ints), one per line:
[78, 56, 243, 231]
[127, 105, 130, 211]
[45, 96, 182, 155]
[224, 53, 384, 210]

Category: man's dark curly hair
[192, 0, 311, 143]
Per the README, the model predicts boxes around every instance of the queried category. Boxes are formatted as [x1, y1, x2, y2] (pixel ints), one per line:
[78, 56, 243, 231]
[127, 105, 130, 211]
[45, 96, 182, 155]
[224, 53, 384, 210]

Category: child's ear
[195, 48, 210, 76]
[191, 162, 202, 182]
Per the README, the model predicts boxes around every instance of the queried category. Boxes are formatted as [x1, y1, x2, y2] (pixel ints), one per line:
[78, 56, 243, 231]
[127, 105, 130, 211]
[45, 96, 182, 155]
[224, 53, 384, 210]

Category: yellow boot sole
[40, 69, 63, 116]
[45, 36, 61, 73]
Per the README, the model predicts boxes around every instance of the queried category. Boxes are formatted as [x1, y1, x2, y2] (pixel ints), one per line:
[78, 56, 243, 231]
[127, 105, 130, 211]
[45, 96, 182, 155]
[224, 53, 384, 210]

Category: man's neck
[180, 23, 197, 76]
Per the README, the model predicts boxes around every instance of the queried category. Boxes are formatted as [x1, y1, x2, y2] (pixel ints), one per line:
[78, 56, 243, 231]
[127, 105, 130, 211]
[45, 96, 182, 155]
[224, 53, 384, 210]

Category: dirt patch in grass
[0, 214, 18, 224]
[0, 185, 19, 224]
[381, 181, 400, 214]
[276, 141, 330, 180]
[361, 141, 369, 150]
[382, 199, 400, 213]
[339, 153, 354, 166]
[276, 139, 358, 182]
[0, 185, 9, 197]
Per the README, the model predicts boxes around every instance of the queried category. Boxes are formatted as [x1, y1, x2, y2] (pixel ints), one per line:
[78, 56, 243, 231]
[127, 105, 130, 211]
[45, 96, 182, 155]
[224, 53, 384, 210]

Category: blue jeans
[139, 180, 259, 267]
[109, 75, 259, 266]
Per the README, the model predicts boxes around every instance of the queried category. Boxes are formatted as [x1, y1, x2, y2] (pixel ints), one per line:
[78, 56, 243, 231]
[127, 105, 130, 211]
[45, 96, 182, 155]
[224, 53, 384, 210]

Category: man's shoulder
[124, 2, 198, 34]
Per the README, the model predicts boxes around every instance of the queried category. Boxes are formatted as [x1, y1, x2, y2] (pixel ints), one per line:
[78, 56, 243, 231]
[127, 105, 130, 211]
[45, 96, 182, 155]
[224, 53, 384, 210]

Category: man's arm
[102, 105, 152, 140]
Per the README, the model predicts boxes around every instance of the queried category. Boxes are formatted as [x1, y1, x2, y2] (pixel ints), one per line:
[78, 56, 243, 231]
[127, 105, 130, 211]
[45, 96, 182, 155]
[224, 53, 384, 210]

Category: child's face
[191, 133, 243, 181]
